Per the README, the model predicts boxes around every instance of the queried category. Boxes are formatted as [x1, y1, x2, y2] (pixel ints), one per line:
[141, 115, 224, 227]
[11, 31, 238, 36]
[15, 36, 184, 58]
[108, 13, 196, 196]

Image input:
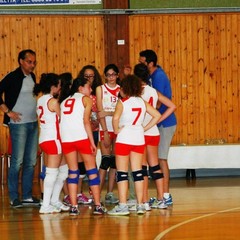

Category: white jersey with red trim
[100, 83, 120, 131]
[60, 92, 88, 143]
[116, 96, 146, 145]
[141, 85, 160, 136]
[37, 94, 60, 144]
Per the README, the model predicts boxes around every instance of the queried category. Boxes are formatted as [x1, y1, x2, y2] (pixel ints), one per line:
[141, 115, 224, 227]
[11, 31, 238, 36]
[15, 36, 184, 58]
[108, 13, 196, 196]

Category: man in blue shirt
[139, 49, 177, 205]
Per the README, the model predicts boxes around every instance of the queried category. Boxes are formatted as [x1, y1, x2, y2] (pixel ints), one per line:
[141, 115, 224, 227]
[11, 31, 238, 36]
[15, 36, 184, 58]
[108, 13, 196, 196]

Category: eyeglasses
[84, 74, 95, 79]
[106, 73, 117, 78]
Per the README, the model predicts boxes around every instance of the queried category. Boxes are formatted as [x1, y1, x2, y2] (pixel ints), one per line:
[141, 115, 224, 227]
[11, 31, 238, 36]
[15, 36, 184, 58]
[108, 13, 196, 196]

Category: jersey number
[132, 108, 142, 125]
[63, 99, 75, 114]
[148, 96, 153, 106]
[38, 106, 45, 124]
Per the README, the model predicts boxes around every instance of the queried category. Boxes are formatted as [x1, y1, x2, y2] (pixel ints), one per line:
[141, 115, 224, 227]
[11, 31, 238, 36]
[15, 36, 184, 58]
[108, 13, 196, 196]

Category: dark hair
[104, 63, 121, 85]
[139, 49, 157, 66]
[18, 49, 36, 65]
[134, 63, 150, 84]
[58, 72, 73, 103]
[69, 77, 89, 97]
[33, 73, 59, 96]
[120, 75, 142, 97]
[77, 65, 102, 96]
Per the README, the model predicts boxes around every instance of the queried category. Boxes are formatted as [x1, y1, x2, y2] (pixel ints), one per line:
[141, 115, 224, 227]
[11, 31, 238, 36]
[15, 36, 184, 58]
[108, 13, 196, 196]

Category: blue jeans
[8, 121, 38, 201]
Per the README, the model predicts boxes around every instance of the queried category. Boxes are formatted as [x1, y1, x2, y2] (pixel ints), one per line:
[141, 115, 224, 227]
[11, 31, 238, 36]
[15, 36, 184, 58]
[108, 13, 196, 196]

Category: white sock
[42, 168, 58, 207]
[51, 164, 68, 204]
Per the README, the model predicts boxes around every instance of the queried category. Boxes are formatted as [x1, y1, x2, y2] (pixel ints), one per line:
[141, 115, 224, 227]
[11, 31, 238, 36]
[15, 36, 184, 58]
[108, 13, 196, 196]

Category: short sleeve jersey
[116, 96, 146, 145]
[100, 83, 120, 131]
[37, 94, 60, 144]
[60, 92, 88, 142]
[141, 85, 160, 136]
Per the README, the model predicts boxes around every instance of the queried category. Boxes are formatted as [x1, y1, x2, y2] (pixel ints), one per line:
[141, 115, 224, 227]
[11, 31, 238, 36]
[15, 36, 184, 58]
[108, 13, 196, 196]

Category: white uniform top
[100, 83, 120, 132]
[60, 92, 88, 143]
[116, 96, 146, 145]
[141, 85, 160, 136]
[37, 94, 60, 144]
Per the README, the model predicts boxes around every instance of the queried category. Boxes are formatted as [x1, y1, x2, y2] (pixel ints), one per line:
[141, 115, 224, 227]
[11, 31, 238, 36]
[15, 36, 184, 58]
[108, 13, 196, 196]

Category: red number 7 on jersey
[132, 108, 142, 125]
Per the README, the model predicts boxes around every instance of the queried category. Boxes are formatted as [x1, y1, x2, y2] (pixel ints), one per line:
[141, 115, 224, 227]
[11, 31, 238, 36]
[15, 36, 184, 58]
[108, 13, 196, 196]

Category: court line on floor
[154, 207, 240, 240]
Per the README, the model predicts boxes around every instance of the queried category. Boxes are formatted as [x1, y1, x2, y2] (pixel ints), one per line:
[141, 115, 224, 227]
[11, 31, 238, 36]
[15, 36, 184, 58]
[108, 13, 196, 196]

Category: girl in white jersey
[133, 63, 177, 210]
[60, 77, 106, 216]
[34, 73, 69, 214]
[108, 75, 161, 216]
[96, 64, 120, 204]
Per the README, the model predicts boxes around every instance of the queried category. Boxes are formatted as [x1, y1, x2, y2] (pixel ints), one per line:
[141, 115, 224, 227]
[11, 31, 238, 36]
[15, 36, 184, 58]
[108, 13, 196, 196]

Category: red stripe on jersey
[104, 84, 120, 97]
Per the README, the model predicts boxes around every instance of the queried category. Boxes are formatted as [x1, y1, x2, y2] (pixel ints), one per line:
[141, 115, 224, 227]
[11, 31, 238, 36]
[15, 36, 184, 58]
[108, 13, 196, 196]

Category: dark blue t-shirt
[149, 66, 177, 127]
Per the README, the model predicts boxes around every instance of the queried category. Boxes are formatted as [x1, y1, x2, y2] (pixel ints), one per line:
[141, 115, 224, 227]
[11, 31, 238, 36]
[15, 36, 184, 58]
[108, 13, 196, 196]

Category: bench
[168, 144, 240, 179]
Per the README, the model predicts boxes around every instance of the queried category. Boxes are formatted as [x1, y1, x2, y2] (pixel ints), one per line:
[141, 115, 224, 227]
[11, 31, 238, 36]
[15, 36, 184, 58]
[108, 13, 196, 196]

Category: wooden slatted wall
[129, 13, 240, 145]
[0, 15, 105, 154]
[0, 13, 240, 154]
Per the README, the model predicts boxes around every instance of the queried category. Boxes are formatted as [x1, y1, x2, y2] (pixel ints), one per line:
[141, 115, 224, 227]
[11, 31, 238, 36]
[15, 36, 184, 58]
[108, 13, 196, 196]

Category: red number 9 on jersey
[63, 98, 75, 114]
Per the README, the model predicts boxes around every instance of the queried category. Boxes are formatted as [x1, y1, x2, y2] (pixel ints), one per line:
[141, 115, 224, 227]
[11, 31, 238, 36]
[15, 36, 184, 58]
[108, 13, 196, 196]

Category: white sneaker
[136, 204, 146, 215]
[51, 201, 70, 211]
[39, 205, 61, 214]
[144, 202, 151, 211]
[128, 205, 137, 211]
[108, 204, 130, 216]
[127, 199, 137, 207]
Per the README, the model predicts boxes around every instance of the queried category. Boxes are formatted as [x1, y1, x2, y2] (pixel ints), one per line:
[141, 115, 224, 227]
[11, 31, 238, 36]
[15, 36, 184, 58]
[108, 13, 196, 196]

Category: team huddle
[0, 49, 177, 217]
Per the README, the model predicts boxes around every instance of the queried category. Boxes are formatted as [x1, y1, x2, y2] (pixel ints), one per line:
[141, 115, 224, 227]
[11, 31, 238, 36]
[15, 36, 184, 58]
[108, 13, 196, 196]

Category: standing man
[139, 49, 177, 205]
[0, 49, 40, 208]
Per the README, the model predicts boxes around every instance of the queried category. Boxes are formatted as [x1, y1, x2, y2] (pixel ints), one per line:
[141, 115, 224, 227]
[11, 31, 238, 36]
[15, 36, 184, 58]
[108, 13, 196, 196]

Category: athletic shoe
[93, 205, 107, 215]
[107, 204, 129, 216]
[151, 199, 168, 209]
[39, 205, 61, 214]
[128, 205, 137, 211]
[163, 194, 173, 205]
[10, 199, 23, 208]
[69, 205, 80, 216]
[127, 199, 137, 207]
[22, 197, 40, 206]
[129, 202, 151, 211]
[148, 197, 156, 207]
[157, 200, 168, 209]
[136, 204, 146, 215]
[51, 201, 70, 211]
[63, 195, 71, 207]
[144, 202, 151, 211]
[77, 193, 92, 205]
[105, 192, 119, 204]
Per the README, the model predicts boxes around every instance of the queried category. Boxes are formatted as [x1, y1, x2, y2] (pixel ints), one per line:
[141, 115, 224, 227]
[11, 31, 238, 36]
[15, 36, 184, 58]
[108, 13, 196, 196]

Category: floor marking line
[154, 207, 240, 240]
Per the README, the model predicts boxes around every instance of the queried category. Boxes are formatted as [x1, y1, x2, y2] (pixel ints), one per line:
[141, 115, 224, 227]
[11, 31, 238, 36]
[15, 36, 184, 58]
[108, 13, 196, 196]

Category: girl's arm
[96, 85, 110, 147]
[144, 101, 161, 132]
[96, 86, 108, 131]
[112, 100, 123, 134]
[48, 98, 61, 117]
[83, 96, 97, 154]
